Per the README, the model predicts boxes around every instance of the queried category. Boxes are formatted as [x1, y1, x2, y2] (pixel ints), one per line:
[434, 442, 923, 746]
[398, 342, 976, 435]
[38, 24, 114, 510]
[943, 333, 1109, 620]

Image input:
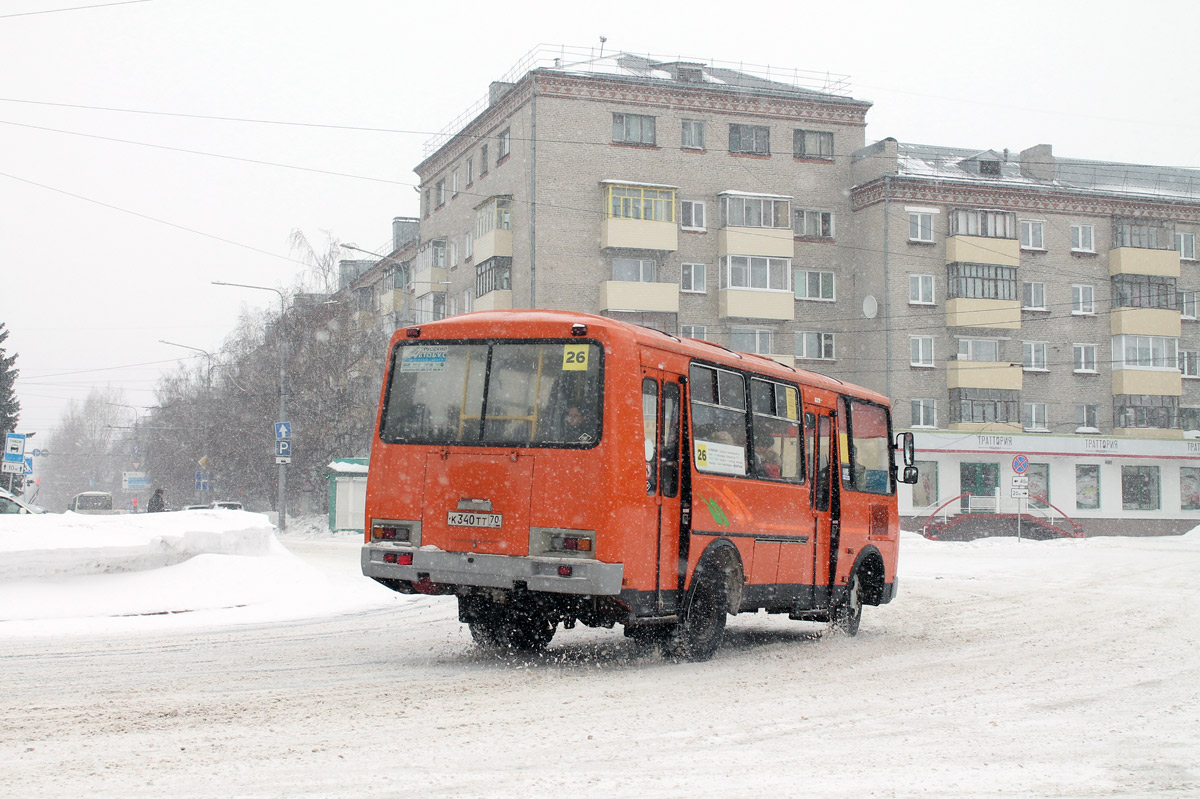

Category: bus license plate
[447, 511, 502, 529]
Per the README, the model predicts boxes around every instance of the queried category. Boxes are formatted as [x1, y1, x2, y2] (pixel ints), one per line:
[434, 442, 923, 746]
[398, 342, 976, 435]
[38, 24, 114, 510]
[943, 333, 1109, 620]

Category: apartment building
[404, 46, 1200, 533]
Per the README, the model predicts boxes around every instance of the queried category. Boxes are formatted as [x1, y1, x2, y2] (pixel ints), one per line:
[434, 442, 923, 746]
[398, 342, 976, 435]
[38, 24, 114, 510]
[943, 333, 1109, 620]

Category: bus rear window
[379, 341, 603, 447]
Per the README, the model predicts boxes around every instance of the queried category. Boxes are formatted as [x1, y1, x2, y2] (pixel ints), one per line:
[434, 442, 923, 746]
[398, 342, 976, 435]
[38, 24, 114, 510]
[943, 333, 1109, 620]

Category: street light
[159, 339, 215, 503]
[212, 280, 289, 530]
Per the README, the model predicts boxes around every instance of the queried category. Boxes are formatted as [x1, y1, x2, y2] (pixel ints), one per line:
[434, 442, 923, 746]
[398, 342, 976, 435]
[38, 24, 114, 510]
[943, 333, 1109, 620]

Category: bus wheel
[664, 568, 728, 662]
[830, 571, 863, 637]
[500, 604, 556, 653]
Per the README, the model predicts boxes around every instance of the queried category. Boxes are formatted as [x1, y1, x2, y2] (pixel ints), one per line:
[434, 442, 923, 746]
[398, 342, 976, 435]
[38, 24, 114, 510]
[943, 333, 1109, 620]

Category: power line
[0, 0, 153, 19]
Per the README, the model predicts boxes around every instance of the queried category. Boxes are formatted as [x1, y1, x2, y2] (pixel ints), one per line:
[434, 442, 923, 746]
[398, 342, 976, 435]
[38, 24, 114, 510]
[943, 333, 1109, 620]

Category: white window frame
[1073, 344, 1098, 373]
[719, 255, 791, 291]
[613, 112, 656, 146]
[721, 194, 791, 229]
[1181, 350, 1200, 378]
[1077, 403, 1099, 430]
[612, 257, 657, 283]
[909, 212, 934, 243]
[910, 336, 934, 367]
[1071, 223, 1095, 253]
[1181, 290, 1197, 320]
[793, 128, 834, 160]
[949, 208, 1016, 239]
[909, 273, 935, 305]
[730, 327, 773, 355]
[1020, 219, 1045, 250]
[1072, 284, 1095, 315]
[1179, 232, 1197, 261]
[794, 209, 834, 239]
[796, 331, 835, 361]
[452, 168, 460, 197]
[1024, 402, 1049, 432]
[681, 119, 705, 150]
[1022, 281, 1046, 310]
[680, 200, 706, 232]
[793, 269, 835, 302]
[729, 123, 770, 155]
[680, 263, 707, 294]
[1112, 334, 1179, 370]
[958, 338, 1000, 362]
[680, 325, 707, 341]
[1023, 341, 1049, 371]
[911, 398, 937, 428]
[497, 128, 511, 160]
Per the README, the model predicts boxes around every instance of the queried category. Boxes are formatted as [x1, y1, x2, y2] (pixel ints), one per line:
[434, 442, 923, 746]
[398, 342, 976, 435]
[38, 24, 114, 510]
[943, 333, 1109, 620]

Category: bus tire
[500, 605, 556, 653]
[664, 567, 729, 662]
[830, 571, 863, 637]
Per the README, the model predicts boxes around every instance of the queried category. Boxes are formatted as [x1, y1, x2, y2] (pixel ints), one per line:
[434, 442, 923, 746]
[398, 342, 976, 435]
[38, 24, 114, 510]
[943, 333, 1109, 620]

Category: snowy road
[2, 532, 1198, 798]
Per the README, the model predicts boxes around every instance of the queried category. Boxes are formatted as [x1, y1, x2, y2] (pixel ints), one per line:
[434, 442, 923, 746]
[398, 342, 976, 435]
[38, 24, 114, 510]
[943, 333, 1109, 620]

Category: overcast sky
[4, 0, 1198, 447]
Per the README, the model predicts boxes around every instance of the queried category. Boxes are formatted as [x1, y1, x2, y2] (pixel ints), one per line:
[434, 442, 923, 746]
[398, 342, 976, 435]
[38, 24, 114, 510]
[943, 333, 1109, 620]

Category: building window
[719, 255, 790, 291]
[731, 327, 772, 355]
[464, 231, 473, 260]
[1023, 341, 1048, 371]
[728, 123, 770, 155]
[911, 398, 937, 428]
[462, 289, 473, 313]
[476, 196, 512, 237]
[949, 209, 1016, 239]
[1180, 350, 1200, 378]
[466, 158, 474, 186]
[612, 258, 657, 282]
[912, 461, 939, 506]
[680, 325, 707, 340]
[1074, 344, 1098, 373]
[793, 269, 834, 301]
[794, 209, 834, 239]
[605, 184, 675, 222]
[1023, 402, 1049, 432]
[1077, 403, 1099, 431]
[681, 119, 705, 150]
[1114, 219, 1174, 250]
[793, 128, 834, 160]
[910, 212, 934, 243]
[452, 168, 460, 197]
[497, 128, 511, 161]
[1114, 394, 1179, 429]
[1022, 281, 1046, 310]
[911, 336, 934, 367]
[1112, 334, 1179, 369]
[680, 263, 707, 294]
[1183, 407, 1200, 432]
[680, 200, 706, 231]
[721, 195, 790, 228]
[448, 240, 458, 268]
[1076, 464, 1100, 509]
[1122, 465, 1160, 510]
[475, 256, 511, 297]
[1112, 274, 1178, 310]
[1181, 291, 1197, 320]
[1179, 232, 1197, 260]
[415, 239, 447, 270]
[413, 291, 446, 324]
[1181, 468, 1200, 511]
[436, 179, 446, 208]
[796, 331, 835, 360]
[1020, 220, 1045, 250]
[1070, 223, 1094, 253]
[613, 113, 656, 146]
[480, 144, 489, 175]
[947, 263, 1017, 300]
[910, 274, 935, 304]
[950, 388, 1019, 424]
[1072, 284, 1095, 315]
[958, 338, 999, 362]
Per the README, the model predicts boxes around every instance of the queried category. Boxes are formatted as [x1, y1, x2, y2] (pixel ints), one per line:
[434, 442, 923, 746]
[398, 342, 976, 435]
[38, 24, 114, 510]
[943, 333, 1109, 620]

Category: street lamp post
[159, 339, 214, 503]
[212, 281, 289, 530]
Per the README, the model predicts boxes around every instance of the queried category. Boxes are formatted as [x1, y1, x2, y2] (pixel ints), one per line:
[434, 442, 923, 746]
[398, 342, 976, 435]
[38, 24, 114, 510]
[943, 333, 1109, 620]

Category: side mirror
[894, 431, 915, 466]
[901, 465, 919, 485]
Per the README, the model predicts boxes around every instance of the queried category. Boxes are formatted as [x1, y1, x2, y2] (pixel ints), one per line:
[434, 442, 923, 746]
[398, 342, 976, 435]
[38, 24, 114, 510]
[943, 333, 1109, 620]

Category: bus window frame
[839, 395, 896, 497]
[749, 376, 804, 484]
[378, 336, 606, 450]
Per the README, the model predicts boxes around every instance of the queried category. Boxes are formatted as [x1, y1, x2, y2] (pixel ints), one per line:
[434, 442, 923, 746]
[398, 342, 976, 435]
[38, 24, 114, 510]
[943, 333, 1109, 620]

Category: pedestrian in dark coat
[147, 488, 166, 513]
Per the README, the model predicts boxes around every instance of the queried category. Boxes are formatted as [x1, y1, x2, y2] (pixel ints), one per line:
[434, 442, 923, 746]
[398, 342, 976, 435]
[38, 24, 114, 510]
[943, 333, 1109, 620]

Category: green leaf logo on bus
[699, 496, 730, 529]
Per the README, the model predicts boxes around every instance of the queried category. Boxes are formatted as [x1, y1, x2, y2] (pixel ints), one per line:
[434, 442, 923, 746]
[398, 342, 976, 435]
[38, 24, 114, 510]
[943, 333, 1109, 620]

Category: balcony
[945, 236, 1020, 266]
[412, 266, 447, 297]
[599, 281, 678, 313]
[379, 288, 406, 316]
[717, 227, 793, 258]
[946, 361, 1023, 391]
[1112, 369, 1181, 397]
[474, 290, 513, 312]
[475, 228, 512, 263]
[600, 218, 677, 251]
[1110, 308, 1181, 337]
[718, 288, 794, 321]
[1110, 247, 1180, 277]
[945, 298, 1021, 329]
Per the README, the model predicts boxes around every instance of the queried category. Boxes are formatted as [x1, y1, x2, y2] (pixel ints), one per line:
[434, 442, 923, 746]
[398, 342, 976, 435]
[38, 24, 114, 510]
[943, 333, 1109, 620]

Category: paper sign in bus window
[694, 439, 746, 476]
[400, 346, 448, 372]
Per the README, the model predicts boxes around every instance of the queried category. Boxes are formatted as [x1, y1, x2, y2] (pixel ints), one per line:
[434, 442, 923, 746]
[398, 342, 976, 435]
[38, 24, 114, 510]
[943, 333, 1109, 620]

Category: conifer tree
[0, 323, 19, 436]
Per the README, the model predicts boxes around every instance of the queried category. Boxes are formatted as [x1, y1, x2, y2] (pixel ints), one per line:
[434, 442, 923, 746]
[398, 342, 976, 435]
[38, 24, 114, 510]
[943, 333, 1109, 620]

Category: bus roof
[393, 310, 888, 406]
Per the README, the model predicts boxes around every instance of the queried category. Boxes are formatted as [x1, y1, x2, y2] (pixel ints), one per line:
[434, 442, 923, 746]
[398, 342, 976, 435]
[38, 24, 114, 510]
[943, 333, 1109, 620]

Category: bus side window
[661, 382, 681, 498]
[642, 378, 658, 495]
[804, 412, 816, 482]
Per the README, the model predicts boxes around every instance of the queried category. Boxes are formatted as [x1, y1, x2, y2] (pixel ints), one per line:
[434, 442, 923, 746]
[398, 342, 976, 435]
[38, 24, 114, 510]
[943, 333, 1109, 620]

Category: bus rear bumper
[361, 546, 624, 596]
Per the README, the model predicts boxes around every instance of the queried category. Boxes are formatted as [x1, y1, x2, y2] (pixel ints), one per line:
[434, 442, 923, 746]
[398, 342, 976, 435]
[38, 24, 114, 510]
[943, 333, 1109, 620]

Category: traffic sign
[1011, 488, 1029, 498]
[1012, 455, 1029, 474]
[4, 433, 26, 463]
[1, 462, 22, 474]
[23, 456, 33, 475]
[1012, 475, 1029, 487]
[195, 471, 213, 491]
[275, 422, 291, 440]
[275, 456, 292, 464]
[275, 440, 292, 458]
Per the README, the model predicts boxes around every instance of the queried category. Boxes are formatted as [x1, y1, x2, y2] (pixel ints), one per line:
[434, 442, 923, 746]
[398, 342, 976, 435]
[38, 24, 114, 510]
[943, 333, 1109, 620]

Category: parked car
[67, 491, 117, 514]
[0, 488, 45, 515]
[210, 501, 244, 510]
[181, 504, 209, 511]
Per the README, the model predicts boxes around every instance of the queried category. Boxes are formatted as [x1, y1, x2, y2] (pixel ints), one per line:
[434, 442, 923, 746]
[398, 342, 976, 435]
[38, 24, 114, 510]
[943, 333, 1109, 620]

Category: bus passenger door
[806, 406, 838, 606]
[642, 370, 684, 614]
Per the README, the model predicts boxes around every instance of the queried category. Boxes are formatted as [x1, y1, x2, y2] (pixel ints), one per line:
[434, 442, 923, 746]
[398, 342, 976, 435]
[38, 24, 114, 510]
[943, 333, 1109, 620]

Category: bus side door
[805, 405, 839, 607]
[642, 369, 684, 614]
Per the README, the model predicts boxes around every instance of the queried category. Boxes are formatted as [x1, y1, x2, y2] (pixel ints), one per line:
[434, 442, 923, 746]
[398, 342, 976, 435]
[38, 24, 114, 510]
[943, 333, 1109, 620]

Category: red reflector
[378, 527, 397, 540]
[397, 552, 413, 565]
[383, 552, 397, 564]
[405, 327, 421, 338]
[557, 565, 573, 577]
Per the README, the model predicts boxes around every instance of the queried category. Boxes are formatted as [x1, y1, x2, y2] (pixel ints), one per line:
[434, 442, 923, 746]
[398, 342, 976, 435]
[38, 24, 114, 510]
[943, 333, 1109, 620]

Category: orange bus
[362, 310, 917, 660]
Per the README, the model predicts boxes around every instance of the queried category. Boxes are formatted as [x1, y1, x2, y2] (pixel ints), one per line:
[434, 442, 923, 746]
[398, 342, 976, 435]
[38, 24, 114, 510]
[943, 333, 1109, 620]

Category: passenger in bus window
[754, 429, 782, 479]
[563, 406, 594, 443]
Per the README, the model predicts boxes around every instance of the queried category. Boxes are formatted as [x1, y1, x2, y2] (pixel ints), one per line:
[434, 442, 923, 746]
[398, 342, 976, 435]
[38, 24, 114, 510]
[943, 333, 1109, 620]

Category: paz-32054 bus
[362, 310, 916, 660]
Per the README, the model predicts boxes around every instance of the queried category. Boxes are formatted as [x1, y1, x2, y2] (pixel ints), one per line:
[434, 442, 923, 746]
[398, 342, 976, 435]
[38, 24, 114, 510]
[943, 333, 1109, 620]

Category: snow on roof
[718, 190, 795, 199]
[599, 179, 680, 190]
[326, 459, 368, 474]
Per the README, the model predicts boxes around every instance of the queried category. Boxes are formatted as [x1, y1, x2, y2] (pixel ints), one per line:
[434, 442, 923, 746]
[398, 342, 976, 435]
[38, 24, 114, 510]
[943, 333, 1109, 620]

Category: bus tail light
[561, 537, 591, 552]
[557, 565, 573, 577]
[383, 551, 413, 565]
[373, 524, 411, 542]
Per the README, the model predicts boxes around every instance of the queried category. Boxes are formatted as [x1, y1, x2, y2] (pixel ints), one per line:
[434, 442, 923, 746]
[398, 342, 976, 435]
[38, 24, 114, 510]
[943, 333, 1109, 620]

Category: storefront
[902, 432, 1200, 536]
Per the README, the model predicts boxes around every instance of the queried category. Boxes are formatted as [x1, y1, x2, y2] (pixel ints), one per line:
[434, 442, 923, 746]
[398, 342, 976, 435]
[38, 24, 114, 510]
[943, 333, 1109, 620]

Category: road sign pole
[1018, 495, 1023, 542]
